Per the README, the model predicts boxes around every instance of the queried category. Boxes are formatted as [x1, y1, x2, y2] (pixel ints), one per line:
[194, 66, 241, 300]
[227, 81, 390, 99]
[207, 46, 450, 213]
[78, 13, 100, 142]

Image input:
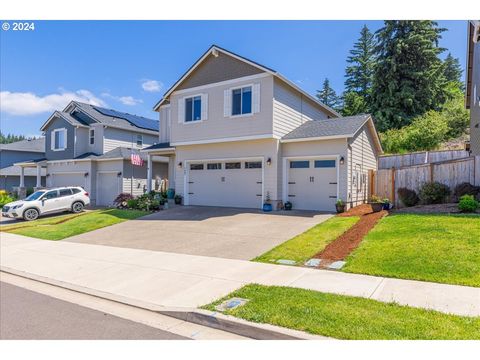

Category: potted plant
[382, 198, 390, 210]
[167, 188, 175, 200]
[263, 191, 273, 212]
[284, 201, 292, 211]
[174, 194, 183, 205]
[369, 195, 384, 212]
[335, 199, 346, 213]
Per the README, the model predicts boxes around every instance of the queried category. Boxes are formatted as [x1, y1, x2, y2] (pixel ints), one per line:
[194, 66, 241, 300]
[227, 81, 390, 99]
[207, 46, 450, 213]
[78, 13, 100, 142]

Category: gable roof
[73, 147, 149, 161]
[0, 138, 45, 153]
[281, 114, 383, 153]
[40, 102, 159, 135]
[153, 45, 340, 118]
[0, 164, 47, 177]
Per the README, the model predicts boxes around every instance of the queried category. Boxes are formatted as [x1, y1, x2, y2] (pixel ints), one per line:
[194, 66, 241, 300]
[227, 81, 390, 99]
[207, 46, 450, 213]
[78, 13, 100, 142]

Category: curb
[0, 267, 327, 340]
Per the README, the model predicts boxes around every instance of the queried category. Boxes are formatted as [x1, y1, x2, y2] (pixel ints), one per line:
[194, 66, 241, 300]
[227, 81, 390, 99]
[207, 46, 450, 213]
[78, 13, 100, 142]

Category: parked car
[1, 187, 90, 221]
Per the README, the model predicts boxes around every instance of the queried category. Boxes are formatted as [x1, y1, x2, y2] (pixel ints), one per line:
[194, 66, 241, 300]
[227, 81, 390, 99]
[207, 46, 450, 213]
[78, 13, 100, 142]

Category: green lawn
[253, 216, 359, 264]
[203, 284, 480, 340]
[1, 209, 148, 240]
[343, 214, 480, 287]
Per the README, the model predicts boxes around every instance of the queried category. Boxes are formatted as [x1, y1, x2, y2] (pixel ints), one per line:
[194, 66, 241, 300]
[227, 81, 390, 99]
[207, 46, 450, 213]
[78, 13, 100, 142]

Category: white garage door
[97, 173, 120, 206]
[51, 173, 84, 188]
[287, 158, 337, 211]
[187, 160, 263, 209]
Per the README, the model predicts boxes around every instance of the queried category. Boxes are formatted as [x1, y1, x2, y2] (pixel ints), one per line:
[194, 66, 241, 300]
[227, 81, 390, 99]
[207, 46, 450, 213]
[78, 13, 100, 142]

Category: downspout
[348, 142, 353, 208]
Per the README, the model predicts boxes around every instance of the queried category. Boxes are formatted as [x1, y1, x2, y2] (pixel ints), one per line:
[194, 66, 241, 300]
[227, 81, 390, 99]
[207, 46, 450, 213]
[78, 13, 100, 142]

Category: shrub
[0, 193, 14, 207]
[26, 187, 34, 196]
[126, 199, 138, 209]
[114, 193, 135, 208]
[397, 188, 419, 207]
[136, 194, 153, 211]
[458, 195, 479, 213]
[419, 182, 451, 204]
[453, 183, 480, 200]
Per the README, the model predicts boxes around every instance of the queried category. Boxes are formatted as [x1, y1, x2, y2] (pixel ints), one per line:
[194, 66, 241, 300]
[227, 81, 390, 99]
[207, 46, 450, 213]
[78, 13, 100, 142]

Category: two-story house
[466, 20, 480, 155]
[0, 138, 46, 191]
[16, 101, 168, 206]
[143, 45, 382, 211]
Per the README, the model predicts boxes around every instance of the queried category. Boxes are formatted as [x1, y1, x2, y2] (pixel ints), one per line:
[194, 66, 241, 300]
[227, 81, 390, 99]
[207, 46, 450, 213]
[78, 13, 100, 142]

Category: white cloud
[141, 79, 162, 93]
[101, 93, 143, 106]
[0, 89, 106, 116]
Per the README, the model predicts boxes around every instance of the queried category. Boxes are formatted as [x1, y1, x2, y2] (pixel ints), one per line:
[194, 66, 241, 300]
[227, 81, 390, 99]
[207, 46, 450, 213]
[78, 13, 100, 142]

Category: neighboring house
[0, 138, 46, 191]
[144, 45, 382, 211]
[17, 101, 168, 206]
[466, 20, 480, 155]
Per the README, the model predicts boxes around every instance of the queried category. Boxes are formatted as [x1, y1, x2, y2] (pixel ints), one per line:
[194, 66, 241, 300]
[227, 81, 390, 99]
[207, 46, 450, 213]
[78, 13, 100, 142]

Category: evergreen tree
[371, 21, 447, 131]
[443, 52, 464, 92]
[344, 25, 375, 114]
[0, 132, 28, 144]
[316, 78, 341, 110]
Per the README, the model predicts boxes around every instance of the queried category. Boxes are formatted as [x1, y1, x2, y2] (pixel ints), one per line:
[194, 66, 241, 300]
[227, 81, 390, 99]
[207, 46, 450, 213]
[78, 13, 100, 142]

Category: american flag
[131, 153, 144, 166]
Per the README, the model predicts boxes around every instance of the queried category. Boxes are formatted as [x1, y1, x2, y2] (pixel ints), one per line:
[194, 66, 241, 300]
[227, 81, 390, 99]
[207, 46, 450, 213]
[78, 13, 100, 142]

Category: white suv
[2, 187, 90, 221]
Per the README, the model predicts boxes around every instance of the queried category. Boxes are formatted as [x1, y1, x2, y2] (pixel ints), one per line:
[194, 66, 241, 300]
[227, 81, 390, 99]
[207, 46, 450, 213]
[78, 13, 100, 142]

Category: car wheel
[72, 201, 84, 213]
[23, 208, 39, 221]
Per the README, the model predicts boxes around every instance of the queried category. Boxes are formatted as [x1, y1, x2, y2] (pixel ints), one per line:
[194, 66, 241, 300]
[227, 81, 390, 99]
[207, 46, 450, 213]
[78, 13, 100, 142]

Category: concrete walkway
[1, 233, 479, 317]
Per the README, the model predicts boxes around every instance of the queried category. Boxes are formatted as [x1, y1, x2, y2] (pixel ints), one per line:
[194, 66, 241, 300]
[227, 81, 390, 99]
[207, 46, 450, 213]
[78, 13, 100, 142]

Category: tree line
[316, 21, 469, 153]
[0, 132, 36, 144]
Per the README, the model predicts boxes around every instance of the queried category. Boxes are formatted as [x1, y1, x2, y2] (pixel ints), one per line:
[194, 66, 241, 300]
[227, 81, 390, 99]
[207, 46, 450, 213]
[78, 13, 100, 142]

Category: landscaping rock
[304, 259, 322, 267]
[328, 261, 346, 270]
[215, 297, 249, 312]
[277, 259, 296, 265]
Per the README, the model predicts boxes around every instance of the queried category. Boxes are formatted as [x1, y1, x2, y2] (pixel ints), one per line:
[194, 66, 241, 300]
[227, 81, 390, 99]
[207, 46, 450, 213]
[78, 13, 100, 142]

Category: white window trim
[51, 128, 67, 151]
[229, 84, 254, 118]
[89, 128, 95, 146]
[182, 94, 204, 124]
[136, 134, 143, 147]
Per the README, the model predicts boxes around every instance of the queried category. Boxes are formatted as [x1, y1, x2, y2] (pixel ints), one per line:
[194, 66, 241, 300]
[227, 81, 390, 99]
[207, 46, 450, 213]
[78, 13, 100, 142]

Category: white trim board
[171, 134, 280, 147]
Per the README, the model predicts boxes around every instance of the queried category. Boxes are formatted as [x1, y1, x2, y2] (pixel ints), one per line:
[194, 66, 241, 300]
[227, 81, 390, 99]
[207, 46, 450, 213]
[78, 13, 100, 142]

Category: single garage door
[97, 172, 120, 206]
[287, 158, 337, 211]
[51, 173, 85, 188]
[188, 160, 262, 209]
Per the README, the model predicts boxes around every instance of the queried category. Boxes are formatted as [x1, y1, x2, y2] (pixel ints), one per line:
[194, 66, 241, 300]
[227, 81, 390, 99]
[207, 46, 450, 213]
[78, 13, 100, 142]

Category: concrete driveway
[66, 206, 333, 260]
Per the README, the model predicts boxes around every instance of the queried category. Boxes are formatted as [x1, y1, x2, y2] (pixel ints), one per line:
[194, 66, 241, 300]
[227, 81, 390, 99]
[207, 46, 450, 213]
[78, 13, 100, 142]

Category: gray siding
[273, 78, 330, 138]
[0, 150, 44, 168]
[103, 127, 157, 153]
[470, 39, 480, 155]
[44, 116, 76, 160]
[176, 51, 264, 91]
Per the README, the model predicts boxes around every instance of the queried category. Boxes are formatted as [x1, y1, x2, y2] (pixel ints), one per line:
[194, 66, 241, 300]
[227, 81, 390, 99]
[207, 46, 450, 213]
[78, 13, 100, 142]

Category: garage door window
[290, 160, 310, 168]
[190, 164, 204, 170]
[245, 161, 262, 169]
[225, 162, 241, 169]
[314, 160, 336, 168]
[207, 163, 222, 170]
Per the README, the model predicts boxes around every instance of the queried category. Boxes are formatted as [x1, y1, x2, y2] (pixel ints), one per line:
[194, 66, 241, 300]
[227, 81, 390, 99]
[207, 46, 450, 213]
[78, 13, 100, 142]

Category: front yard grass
[343, 213, 480, 287]
[1, 209, 148, 240]
[203, 284, 480, 340]
[253, 216, 359, 264]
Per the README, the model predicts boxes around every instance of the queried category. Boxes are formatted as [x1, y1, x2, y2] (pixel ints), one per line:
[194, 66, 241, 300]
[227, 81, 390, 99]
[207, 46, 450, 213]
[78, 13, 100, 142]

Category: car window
[43, 190, 58, 200]
[25, 191, 46, 201]
[59, 189, 73, 197]
[71, 188, 81, 194]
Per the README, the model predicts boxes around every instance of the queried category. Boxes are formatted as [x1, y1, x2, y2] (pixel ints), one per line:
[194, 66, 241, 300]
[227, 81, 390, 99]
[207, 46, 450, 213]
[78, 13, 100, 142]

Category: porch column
[36, 165, 42, 188]
[168, 155, 176, 190]
[19, 166, 25, 187]
[146, 153, 153, 192]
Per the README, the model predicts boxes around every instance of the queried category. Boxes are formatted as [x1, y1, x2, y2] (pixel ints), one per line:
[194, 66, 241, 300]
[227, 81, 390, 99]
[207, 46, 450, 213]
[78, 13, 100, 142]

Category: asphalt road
[0, 282, 187, 340]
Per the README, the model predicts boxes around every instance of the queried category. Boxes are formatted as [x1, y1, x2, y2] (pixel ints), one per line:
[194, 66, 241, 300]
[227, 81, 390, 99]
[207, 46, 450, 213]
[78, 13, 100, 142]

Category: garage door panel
[97, 173, 120, 206]
[188, 160, 262, 209]
[288, 159, 337, 211]
[51, 174, 84, 188]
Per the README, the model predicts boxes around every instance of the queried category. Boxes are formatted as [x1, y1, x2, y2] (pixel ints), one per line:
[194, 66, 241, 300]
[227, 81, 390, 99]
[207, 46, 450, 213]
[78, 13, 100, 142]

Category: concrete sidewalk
[1, 233, 479, 317]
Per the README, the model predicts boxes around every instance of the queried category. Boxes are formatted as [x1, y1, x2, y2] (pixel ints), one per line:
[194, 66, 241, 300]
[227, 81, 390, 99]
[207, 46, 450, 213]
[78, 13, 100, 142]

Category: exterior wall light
[178, 161, 183, 168]
[266, 157, 272, 166]
[339, 156, 345, 165]
[84, 172, 89, 177]
[117, 172, 122, 177]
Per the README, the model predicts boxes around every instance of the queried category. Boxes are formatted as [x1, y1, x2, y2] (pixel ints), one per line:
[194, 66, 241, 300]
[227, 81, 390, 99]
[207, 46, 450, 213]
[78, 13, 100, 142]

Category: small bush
[458, 195, 479, 213]
[0, 193, 14, 207]
[419, 182, 451, 204]
[126, 199, 138, 209]
[453, 183, 480, 201]
[26, 187, 34, 196]
[114, 193, 135, 208]
[397, 188, 419, 207]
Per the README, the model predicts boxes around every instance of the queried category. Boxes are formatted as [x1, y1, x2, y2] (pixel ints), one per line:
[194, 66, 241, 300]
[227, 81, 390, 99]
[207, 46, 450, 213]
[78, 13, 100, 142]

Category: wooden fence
[370, 156, 480, 207]
[378, 150, 469, 169]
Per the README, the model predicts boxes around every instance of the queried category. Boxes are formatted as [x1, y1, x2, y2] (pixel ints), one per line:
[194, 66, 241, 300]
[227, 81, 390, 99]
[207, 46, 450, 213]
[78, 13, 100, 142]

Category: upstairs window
[136, 134, 143, 147]
[52, 128, 66, 151]
[185, 96, 202, 122]
[89, 129, 95, 145]
[231, 86, 252, 116]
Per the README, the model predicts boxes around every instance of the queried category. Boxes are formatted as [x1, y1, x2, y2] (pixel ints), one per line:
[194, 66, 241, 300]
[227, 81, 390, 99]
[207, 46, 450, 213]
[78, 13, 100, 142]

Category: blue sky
[0, 20, 467, 136]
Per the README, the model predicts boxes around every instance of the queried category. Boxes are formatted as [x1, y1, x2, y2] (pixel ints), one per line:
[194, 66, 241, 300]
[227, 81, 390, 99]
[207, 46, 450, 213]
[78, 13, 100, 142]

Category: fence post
[429, 163, 434, 182]
[391, 167, 396, 204]
[368, 169, 374, 199]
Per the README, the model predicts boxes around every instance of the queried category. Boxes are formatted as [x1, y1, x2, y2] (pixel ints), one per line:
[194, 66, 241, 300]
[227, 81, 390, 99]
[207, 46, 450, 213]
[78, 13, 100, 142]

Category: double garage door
[50, 173, 84, 188]
[187, 159, 263, 209]
[287, 158, 338, 211]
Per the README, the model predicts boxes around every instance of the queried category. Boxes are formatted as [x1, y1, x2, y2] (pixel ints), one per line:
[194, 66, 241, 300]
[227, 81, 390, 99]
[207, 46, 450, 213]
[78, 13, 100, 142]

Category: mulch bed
[313, 204, 388, 264]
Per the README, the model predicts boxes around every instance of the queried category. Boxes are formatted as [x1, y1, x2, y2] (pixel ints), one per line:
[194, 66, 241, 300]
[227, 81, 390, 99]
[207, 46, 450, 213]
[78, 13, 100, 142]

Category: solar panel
[93, 106, 159, 131]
